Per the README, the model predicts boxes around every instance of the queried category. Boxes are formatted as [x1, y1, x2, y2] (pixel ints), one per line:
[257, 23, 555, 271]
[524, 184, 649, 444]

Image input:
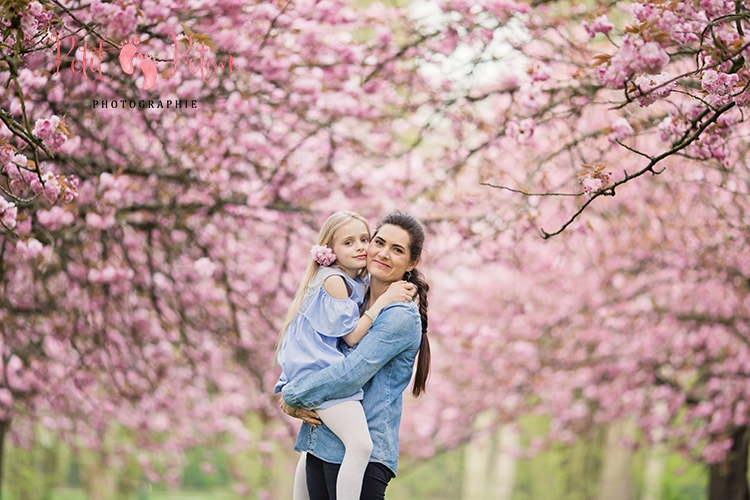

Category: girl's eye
[361, 238, 369, 243]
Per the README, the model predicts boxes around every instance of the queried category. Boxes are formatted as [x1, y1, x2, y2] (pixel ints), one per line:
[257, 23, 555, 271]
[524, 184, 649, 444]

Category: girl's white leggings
[293, 400, 373, 500]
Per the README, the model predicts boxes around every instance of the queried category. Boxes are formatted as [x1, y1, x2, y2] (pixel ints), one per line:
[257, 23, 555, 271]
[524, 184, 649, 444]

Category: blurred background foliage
[2, 418, 711, 500]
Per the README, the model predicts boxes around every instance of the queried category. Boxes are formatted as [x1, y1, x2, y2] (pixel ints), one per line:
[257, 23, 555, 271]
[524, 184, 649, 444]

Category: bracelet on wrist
[364, 310, 377, 322]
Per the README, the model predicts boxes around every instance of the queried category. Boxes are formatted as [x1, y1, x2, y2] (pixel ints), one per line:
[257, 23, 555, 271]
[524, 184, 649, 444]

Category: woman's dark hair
[374, 211, 430, 397]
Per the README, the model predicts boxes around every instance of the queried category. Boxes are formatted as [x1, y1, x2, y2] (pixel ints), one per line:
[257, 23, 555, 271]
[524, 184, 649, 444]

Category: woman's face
[366, 224, 418, 283]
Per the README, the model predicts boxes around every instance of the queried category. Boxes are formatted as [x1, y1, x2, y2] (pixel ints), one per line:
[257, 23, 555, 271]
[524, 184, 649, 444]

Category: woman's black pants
[306, 453, 394, 500]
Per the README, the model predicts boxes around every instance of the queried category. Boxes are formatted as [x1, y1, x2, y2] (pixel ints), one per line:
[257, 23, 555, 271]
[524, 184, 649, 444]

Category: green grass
[5, 488, 241, 500]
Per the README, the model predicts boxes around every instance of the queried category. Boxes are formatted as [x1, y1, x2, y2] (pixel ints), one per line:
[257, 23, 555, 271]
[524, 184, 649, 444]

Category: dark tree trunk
[708, 426, 750, 500]
[0, 419, 6, 500]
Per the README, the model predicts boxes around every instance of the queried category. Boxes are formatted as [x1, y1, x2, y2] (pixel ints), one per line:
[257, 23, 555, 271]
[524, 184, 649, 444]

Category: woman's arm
[281, 303, 420, 409]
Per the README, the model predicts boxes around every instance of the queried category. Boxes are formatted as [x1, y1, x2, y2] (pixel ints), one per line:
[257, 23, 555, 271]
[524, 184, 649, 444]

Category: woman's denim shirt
[281, 301, 421, 475]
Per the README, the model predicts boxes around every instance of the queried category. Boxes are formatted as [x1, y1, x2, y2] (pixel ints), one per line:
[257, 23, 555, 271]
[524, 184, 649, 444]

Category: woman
[281, 211, 431, 499]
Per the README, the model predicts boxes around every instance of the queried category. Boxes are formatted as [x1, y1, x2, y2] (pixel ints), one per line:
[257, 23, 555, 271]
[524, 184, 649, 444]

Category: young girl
[274, 211, 414, 500]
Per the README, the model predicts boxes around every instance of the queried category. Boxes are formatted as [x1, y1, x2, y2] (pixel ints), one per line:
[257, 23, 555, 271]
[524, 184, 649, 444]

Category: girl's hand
[280, 398, 322, 427]
[377, 281, 417, 307]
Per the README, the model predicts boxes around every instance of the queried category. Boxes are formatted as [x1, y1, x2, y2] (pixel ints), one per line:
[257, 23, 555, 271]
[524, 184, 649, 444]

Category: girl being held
[274, 211, 415, 500]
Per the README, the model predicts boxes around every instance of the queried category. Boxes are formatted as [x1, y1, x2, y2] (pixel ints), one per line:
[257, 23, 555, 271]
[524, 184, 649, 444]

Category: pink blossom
[599, 39, 669, 89]
[578, 169, 612, 198]
[608, 117, 635, 143]
[20, 13, 38, 41]
[17, 238, 44, 259]
[44, 336, 66, 361]
[702, 438, 733, 463]
[6, 355, 28, 392]
[150, 413, 171, 432]
[631, 2, 659, 23]
[15, 217, 31, 235]
[32, 116, 67, 152]
[505, 120, 519, 138]
[85, 212, 116, 229]
[33, 115, 59, 138]
[0, 197, 17, 229]
[294, 77, 323, 95]
[734, 90, 750, 107]
[518, 84, 545, 110]
[43, 176, 62, 203]
[734, 400, 749, 426]
[29, 1, 43, 16]
[0, 388, 12, 409]
[194, 257, 217, 279]
[37, 206, 75, 230]
[634, 72, 675, 107]
[700, 0, 734, 17]
[598, 43, 636, 89]
[200, 461, 216, 474]
[9, 153, 28, 173]
[701, 69, 738, 96]
[233, 483, 250, 496]
[0, 144, 13, 166]
[637, 42, 670, 74]
[505, 118, 535, 143]
[519, 118, 535, 139]
[657, 116, 677, 142]
[528, 62, 552, 82]
[583, 15, 614, 38]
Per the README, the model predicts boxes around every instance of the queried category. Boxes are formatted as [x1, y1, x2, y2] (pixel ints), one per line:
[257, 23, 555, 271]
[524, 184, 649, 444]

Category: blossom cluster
[607, 117, 635, 144]
[0, 196, 18, 230]
[20, 1, 52, 42]
[598, 39, 670, 90]
[633, 72, 676, 107]
[582, 15, 614, 38]
[33, 115, 67, 152]
[578, 166, 612, 199]
[701, 69, 741, 107]
[505, 118, 535, 143]
[1, 154, 78, 205]
[657, 109, 735, 165]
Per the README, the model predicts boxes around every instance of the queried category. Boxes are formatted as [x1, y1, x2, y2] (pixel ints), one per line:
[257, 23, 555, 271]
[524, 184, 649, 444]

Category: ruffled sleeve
[302, 285, 360, 338]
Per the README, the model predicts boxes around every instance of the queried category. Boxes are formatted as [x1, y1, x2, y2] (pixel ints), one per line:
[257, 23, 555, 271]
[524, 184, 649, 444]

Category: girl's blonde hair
[274, 211, 371, 362]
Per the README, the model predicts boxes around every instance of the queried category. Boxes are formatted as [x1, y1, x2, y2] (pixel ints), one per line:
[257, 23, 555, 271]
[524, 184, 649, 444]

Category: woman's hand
[280, 398, 322, 427]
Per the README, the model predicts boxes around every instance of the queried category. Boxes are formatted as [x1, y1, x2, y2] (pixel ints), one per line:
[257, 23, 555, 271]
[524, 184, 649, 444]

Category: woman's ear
[406, 258, 420, 273]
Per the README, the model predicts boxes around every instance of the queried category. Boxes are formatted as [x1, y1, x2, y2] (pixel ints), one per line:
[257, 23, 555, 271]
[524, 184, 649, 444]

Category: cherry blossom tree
[396, 1, 750, 498]
[0, 0, 450, 493]
[2, 0, 750, 498]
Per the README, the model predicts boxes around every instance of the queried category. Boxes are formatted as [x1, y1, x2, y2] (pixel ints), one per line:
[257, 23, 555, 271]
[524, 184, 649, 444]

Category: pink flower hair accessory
[311, 245, 336, 266]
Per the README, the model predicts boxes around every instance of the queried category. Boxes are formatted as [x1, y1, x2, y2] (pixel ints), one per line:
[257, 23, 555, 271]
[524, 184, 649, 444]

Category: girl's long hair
[373, 211, 430, 397]
[274, 211, 370, 363]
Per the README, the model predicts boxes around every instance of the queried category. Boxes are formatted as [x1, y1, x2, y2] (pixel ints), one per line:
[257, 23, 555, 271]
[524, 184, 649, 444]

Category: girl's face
[366, 224, 418, 284]
[330, 219, 370, 277]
